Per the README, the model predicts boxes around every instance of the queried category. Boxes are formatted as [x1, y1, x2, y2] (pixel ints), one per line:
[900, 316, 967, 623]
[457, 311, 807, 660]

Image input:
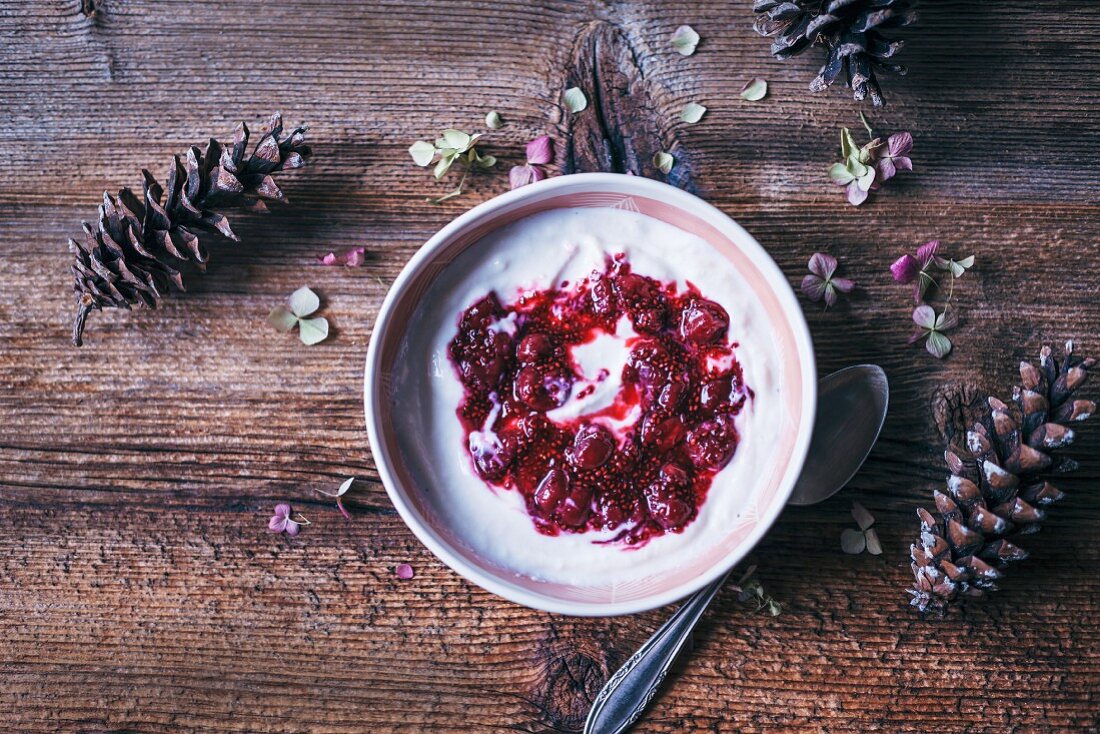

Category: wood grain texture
[1, 1, 1099, 732]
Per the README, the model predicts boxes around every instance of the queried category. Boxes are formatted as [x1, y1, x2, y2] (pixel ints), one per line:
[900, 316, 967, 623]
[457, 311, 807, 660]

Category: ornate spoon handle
[583, 570, 732, 734]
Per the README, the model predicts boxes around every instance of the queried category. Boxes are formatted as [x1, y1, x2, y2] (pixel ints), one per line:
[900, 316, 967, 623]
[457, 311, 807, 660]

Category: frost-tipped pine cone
[909, 342, 1095, 614]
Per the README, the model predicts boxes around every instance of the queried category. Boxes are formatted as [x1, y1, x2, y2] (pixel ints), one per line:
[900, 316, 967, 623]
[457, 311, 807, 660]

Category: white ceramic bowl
[365, 173, 816, 616]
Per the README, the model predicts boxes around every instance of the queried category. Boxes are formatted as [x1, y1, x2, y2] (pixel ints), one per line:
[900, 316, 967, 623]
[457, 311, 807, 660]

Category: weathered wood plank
[1, 0, 1099, 732]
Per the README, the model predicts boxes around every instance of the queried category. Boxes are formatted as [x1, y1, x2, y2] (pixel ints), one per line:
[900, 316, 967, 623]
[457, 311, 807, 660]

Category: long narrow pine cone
[752, 0, 917, 106]
[69, 112, 310, 346]
[909, 342, 1096, 614]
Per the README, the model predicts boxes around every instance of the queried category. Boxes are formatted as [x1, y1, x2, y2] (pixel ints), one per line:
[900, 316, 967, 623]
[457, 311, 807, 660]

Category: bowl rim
[365, 172, 816, 616]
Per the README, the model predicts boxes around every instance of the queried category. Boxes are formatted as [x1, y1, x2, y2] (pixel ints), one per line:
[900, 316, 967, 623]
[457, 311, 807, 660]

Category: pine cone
[752, 0, 917, 106]
[69, 112, 310, 346]
[909, 342, 1096, 614]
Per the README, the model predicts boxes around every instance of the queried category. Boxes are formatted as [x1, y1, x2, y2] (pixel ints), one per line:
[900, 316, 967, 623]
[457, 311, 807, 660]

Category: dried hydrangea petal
[865, 528, 883, 555]
[525, 135, 553, 165]
[267, 305, 298, 333]
[841, 528, 866, 554]
[396, 563, 415, 580]
[740, 78, 768, 101]
[852, 502, 875, 531]
[808, 252, 838, 280]
[563, 87, 588, 113]
[298, 316, 330, 346]
[408, 141, 436, 167]
[926, 330, 953, 359]
[670, 25, 700, 56]
[653, 151, 674, 174]
[485, 110, 503, 130]
[800, 274, 826, 302]
[681, 102, 707, 124]
[288, 286, 320, 318]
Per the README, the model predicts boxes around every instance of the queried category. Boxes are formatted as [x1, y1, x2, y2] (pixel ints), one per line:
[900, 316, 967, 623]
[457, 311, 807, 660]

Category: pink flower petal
[268, 515, 287, 532]
[890, 254, 920, 283]
[319, 253, 338, 266]
[846, 181, 869, 206]
[530, 165, 546, 183]
[915, 240, 940, 266]
[876, 156, 896, 183]
[336, 496, 351, 521]
[831, 277, 855, 293]
[525, 135, 554, 165]
[396, 563, 415, 580]
[801, 274, 826, 302]
[273, 503, 291, 519]
[823, 284, 838, 308]
[284, 518, 300, 536]
[912, 304, 937, 329]
[343, 247, 366, 267]
[888, 131, 913, 157]
[894, 156, 913, 172]
[808, 252, 837, 279]
[509, 164, 537, 190]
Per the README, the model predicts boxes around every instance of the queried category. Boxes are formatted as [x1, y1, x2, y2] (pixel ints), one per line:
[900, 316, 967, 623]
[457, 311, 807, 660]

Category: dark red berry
[533, 468, 569, 514]
[514, 365, 572, 410]
[469, 431, 516, 480]
[614, 273, 667, 333]
[658, 374, 690, 411]
[557, 483, 594, 527]
[699, 377, 732, 414]
[592, 492, 636, 529]
[680, 298, 729, 345]
[516, 333, 554, 363]
[640, 413, 686, 453]
[644, 467, 693, 530]
[685, 414, 738, 470]
[570, 423, 615, 469]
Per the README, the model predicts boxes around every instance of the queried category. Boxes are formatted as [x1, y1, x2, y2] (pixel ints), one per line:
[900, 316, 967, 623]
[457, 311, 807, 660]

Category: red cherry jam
[447, 255, 750, 546]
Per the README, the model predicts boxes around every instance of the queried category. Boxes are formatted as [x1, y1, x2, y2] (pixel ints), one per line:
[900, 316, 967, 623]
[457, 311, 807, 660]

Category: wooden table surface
[2, 2, 1099, 732]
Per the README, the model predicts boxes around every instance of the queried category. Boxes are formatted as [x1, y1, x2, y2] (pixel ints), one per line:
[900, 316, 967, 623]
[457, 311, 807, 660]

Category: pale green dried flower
[485, 110, 503, 129]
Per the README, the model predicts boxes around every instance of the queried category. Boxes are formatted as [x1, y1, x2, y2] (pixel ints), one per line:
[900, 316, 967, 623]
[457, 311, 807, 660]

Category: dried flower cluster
[730, 565, 781, 616]
[828, 120, 912, 206]
[267, 286, 330, 346]
[841, 502, 883, 555]
[409, 129, 498, 204]
[801, 252, 855, 309]
[890, 240, 974, 358]
[509, 136, 554, 189]
[268, 504, 310, 536]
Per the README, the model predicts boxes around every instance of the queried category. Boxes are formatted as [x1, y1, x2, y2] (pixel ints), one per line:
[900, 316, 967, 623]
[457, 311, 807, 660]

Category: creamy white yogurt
[392, 207, 781, 586]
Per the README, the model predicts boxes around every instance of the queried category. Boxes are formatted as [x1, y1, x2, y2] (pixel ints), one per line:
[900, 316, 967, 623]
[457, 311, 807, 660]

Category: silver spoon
[583, 364, 889, 734]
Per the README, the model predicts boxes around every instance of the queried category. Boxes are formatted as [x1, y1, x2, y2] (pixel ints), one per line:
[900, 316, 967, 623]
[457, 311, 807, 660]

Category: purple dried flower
[268, 503, 304, 536]
[876, 132, 914, 182]
[396, 563, 415, 580]
[509, 163, 545, 189]
[525, 135, 553, 165]
[800, 253, 855, 309]
[318, 247, 366, 267]
[891, 240, 940, 301]
[908, 304, 957, 359]
[510, 136, 554, 189]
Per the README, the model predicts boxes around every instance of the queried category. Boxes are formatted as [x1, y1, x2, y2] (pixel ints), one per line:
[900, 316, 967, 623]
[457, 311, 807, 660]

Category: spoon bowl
[788, 364, 889, 506]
